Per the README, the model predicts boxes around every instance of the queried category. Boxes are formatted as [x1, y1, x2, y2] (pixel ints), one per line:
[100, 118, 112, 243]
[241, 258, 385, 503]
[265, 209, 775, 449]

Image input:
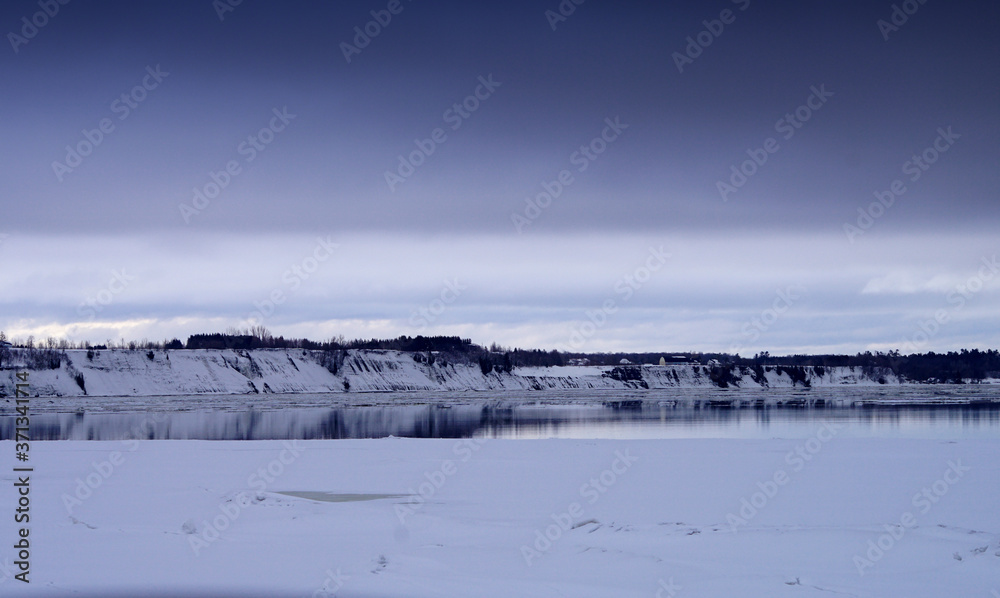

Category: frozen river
[4, 386, 1000, 596]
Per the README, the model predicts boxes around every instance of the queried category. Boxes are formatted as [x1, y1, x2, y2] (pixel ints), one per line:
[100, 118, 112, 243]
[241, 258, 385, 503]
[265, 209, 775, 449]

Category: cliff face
[0, 349, 899, 397]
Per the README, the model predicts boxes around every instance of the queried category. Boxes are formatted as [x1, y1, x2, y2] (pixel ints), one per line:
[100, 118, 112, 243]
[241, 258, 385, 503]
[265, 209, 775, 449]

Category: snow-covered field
[3, 437, 998, 597]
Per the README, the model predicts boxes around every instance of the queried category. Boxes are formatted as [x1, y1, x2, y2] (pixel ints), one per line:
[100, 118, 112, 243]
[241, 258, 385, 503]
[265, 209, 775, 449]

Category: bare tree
[250, 325, 272, 343]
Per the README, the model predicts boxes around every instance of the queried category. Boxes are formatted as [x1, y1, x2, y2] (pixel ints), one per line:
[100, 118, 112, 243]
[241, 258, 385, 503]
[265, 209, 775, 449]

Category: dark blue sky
[1, 0, 998, 353]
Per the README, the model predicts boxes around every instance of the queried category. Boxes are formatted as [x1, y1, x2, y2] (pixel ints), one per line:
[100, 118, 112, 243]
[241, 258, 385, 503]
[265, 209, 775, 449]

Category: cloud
[860, 272, 951, 295]
[2, 231, 997, 354]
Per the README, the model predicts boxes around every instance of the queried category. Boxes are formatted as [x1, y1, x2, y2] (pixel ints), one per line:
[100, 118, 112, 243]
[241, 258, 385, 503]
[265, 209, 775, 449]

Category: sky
[0, 0, 997, 355]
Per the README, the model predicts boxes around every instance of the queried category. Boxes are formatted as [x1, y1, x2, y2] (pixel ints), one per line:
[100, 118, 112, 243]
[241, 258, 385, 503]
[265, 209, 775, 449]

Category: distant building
[0, 341, 12, 348]
[567, 358, 590, 366]
[660, 355, 694, 365]
[708, 359, 721, 367]
[619, 358, 631, 365]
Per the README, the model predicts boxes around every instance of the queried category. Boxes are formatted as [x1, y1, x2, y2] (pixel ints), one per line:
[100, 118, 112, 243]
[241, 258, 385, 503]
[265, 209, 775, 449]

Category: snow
[3, 437, 999, 596]
[1, 349, 901, 398]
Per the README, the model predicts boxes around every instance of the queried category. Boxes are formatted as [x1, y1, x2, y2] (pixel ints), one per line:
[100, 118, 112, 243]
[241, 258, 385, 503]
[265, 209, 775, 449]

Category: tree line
[1, 328, 998, 382]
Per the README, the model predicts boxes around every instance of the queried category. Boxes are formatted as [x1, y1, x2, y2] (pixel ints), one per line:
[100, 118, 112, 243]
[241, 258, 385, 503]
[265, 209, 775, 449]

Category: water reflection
[3, 399, 1000, 441]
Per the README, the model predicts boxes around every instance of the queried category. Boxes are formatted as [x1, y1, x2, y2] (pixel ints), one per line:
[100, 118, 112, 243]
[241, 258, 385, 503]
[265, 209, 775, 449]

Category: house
[0, 341, 12, 348]
[619, 358, 632, 365]
[660, 355, 695, 365]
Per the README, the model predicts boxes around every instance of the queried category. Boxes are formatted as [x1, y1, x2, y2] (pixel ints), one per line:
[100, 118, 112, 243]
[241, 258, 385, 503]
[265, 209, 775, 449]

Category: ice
[3, 437, 998, 596]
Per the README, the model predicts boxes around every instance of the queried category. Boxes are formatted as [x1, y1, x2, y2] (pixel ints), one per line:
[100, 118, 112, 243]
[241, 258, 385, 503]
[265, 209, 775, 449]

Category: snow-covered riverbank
[1, 348, 903, 397]
[3, 437, 998, 596]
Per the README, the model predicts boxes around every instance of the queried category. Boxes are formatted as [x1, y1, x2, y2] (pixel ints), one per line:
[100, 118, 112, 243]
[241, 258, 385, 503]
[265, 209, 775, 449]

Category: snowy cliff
[0, 348, 902, 397]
